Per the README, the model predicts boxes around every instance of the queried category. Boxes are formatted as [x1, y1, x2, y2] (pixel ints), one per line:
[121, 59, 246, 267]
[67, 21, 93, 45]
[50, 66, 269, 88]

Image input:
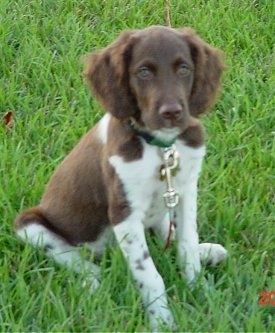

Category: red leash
[164, 220, 174, 251]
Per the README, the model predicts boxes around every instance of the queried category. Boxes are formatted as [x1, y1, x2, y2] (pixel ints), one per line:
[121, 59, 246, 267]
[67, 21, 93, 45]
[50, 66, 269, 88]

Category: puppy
[14, 26, 227, 330]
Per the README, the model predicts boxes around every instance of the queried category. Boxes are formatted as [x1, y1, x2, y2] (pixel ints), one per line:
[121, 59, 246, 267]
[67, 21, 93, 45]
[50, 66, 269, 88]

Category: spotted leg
[113, 215, 176, 331]
[177, 181, 201, 282]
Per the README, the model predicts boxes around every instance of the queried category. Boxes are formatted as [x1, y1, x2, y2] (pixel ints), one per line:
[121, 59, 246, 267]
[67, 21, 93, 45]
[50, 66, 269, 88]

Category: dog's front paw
[199, 243, 228, 266]
[82, 276, 101, 294]
[149, 306, 177, 332]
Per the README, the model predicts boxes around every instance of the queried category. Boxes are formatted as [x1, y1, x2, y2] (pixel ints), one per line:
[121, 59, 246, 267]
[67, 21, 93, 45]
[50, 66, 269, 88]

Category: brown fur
[14, 26, 224, 243]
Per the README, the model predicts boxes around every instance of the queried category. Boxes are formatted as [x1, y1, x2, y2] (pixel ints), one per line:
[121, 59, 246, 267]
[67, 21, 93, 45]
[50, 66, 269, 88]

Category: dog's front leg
[113, 215, 176, 331]
[177, 177, 201, 283]
[176, 145, 205, 283]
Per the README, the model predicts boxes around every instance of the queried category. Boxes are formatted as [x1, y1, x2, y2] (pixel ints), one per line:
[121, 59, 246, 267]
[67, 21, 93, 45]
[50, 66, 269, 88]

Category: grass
[0, 0, 274, 332]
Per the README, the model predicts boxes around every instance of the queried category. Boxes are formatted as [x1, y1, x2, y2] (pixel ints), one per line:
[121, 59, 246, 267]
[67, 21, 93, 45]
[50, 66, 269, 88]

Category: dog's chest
[109, 140, 205, 228]
[109, 143, 190, 228]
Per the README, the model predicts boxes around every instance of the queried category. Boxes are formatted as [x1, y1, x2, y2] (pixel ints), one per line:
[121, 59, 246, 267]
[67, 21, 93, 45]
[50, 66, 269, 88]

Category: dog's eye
[137, 66, 153, 80]
[177, 64, 191, 77]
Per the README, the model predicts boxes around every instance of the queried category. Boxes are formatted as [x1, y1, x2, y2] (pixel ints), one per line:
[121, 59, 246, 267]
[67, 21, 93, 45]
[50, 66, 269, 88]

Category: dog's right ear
[178, 28, 225, 117]
[83, 31, 139, 120]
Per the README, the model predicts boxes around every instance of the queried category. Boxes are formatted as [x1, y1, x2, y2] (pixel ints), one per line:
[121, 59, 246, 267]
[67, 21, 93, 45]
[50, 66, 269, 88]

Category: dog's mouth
[160, 118, 184, 129]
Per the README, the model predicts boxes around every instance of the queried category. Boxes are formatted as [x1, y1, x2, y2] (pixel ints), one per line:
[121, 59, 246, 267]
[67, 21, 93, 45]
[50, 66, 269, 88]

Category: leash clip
[160, 145, 180, 250]
[160, 146, 180, 209]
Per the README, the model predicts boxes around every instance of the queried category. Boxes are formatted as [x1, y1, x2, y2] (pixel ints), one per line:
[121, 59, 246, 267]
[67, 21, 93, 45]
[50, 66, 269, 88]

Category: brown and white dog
[14, 26, 228, 331]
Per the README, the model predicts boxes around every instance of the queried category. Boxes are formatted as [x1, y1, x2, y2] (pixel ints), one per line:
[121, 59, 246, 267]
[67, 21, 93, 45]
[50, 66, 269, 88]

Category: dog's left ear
[83, 30, 139, 119]
[179, 28, 225, 116]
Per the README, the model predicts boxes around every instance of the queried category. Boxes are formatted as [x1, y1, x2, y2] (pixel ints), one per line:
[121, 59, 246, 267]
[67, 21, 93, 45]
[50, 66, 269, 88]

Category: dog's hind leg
[16, 223, 101, 293]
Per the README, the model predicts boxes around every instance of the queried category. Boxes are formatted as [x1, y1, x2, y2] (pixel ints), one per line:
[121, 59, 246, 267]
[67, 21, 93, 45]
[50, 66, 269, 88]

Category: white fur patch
[97, 113, 110, 144]
[109, 143, 165, 221]
[16, 224, 66, 248]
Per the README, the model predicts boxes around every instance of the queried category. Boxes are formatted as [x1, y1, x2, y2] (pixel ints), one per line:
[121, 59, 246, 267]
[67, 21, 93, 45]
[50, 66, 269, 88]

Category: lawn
[0, 0, 274, 332]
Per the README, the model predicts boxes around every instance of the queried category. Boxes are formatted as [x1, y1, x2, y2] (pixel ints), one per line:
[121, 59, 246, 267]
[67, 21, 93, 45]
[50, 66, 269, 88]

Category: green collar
[128, 118, 177, 148]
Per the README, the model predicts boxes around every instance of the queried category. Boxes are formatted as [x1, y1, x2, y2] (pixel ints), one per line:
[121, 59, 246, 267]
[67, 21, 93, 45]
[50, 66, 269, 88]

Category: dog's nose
[159, 103, 183, 120]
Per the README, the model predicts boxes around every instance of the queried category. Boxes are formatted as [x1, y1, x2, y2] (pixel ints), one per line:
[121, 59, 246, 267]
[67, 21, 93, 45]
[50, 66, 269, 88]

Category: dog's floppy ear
[83, 30, 139, 119]
[179, 28, 225, 117]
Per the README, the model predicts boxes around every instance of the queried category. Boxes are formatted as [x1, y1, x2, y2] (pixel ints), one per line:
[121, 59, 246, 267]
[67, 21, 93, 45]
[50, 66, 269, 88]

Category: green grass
[1, 0, 274, 332]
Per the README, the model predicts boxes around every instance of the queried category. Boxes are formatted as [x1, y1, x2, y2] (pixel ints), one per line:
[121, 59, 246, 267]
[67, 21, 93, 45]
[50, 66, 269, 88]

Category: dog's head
[83, 26, 224, 136]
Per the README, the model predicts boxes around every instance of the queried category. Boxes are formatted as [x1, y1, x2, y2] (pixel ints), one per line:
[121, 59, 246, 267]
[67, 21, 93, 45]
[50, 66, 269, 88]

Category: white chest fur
[109, 140, 206, 229]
